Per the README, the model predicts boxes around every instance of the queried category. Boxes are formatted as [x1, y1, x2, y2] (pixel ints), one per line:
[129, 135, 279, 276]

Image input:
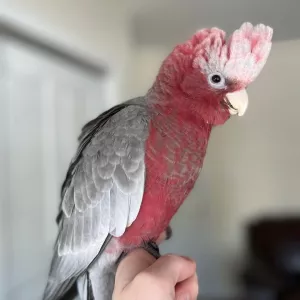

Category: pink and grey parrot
[43, 22, 273, 300]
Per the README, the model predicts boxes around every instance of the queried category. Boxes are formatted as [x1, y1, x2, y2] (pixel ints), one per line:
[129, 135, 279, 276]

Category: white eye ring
[208, 72, 226, 89]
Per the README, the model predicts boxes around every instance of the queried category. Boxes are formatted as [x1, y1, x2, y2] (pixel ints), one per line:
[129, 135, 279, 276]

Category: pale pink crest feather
[193, 22, 273, 85]
[225, 22, 273, 84]
[192, 28, 227, 72]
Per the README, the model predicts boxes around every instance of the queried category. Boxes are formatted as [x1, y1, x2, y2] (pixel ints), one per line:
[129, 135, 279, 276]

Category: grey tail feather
[43, 278, 77, 300]
[87, 271, 95, 300]
[43, 273, 93, 300]
[43, 235, 112, 300]
[60, 283, 78, 300]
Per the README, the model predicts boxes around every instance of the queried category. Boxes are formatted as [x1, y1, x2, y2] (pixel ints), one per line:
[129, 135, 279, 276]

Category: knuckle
[134, 271, 157, 285]
[189, 259, 197, 270]
[135, 271, 169, 291]
[163, 253, 180, 263]
[163, 254, 196, 268]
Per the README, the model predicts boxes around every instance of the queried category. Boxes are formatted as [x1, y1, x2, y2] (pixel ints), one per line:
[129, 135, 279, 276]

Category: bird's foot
[116, 226, 173, 266]
[141, 240, 160, 259]
[115, 240, 160, 266]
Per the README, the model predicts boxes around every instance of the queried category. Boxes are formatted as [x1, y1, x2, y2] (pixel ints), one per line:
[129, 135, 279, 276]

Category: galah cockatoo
[43, 22, 273, 300]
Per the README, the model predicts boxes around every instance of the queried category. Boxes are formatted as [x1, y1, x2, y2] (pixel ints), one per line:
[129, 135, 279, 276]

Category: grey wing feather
[43, 98, 149, 300]
[44, 235, 112, 300]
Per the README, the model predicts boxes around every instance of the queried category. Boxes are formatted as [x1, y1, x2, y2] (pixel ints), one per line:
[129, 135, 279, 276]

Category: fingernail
[180, 255, 194, 262]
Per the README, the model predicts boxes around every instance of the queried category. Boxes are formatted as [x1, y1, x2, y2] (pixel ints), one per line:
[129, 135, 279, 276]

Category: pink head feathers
[193, 22, 273, 86]
[150, 22, 273, 125]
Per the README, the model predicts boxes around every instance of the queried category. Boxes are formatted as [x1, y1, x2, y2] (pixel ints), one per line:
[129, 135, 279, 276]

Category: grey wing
[43, 103, 149, 300]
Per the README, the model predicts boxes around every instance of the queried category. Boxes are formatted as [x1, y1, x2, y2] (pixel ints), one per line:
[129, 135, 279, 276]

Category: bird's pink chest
[119, 118, 210, 246]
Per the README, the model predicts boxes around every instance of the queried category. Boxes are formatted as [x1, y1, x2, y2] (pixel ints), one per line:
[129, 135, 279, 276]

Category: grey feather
[64, 220, 74, 255]
[44, 235, 109, 300]
[44, 98, 149, 300]
[113, 165, 137, 194]
[98, 162, 116, 179]
[82, 206, 92, 246]
[74, 179, 87, 212]
[81, 179, 92, 206]
[85, 145, 99, 156]
[87, 250, 120, 300]
[91, 203, 100, 241]
[100, 191, 110, 231]
[127, 161, 144, 180]
[85, 172, 98, 201]
[94, 168, 113, 191]
[121, 155, 140, 173]
[114, 137, 128, 156]
[62, 186, 75, 217]
[73, 210, 84, 252]
[77, 274, 88, 300]
[101, 146, 112, 156]
[111, 184, 129, 236]
[58, 218, 72, 255]
[128, 145, 144, 161]
[109, 188, 116, 233]
[108, 152, 120, 164]
[128, 164, 145, 226]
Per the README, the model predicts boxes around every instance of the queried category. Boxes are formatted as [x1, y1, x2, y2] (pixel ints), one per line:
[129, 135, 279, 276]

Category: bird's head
[151, 22, 273, 126]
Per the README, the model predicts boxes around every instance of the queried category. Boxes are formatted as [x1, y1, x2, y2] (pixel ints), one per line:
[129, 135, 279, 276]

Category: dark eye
[208, 72, 226, 89]
[211, 74, 221, 83]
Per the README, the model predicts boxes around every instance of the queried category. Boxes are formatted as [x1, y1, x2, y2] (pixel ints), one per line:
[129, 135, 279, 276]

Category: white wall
[0, 2, 134, 299]
[127, 40, 300, 298]
[0, 32, 113, 300]
[0, 0, 133, 106]
[122, 45, 169, 99]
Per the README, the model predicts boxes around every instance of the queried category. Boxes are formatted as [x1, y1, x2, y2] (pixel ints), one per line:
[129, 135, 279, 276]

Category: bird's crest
[191, 22, 273, 84]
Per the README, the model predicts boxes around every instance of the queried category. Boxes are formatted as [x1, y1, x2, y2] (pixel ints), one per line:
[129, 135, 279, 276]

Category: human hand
[113, 249, 198, 300]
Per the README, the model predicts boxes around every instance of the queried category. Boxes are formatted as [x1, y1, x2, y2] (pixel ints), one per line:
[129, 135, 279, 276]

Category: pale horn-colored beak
[224, 89, 248, 116]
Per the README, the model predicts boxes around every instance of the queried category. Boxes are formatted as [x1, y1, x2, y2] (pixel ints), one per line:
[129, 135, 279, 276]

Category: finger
[115, 249, 156, 292]
[175, 273, 199, 300]
[145, 254, 196, 286]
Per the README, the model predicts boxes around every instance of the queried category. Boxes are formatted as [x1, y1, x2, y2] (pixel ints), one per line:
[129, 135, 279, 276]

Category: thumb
[114, 249, 156, 292]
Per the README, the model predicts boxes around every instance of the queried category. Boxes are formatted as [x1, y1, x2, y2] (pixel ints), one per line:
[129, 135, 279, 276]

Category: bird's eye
[208, 72, 226, 89]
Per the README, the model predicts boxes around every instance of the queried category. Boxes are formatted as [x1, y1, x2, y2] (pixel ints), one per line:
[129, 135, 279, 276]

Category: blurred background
[0, 0, 300, 299]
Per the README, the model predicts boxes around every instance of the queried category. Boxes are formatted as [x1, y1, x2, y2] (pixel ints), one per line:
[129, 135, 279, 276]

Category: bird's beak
[224, 89, 248, 116]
